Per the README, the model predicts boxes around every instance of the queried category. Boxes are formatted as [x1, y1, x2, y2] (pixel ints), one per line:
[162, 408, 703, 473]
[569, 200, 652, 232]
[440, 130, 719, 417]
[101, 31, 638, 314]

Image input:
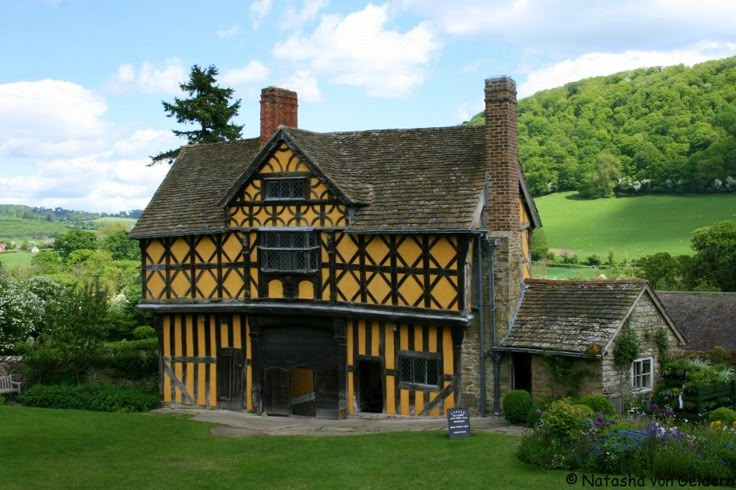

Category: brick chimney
[260, 87, 298, 146]
[484, 77, 518, 234]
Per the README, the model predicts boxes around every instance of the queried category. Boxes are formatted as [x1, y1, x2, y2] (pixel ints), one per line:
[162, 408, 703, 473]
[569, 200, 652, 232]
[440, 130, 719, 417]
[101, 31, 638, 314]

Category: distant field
[532, 264, 603, 280]
[0, 251, 33, 269]
[0, 216, 68, 241]
[91, 217, 137, 228]
[535, 192, 736, 260]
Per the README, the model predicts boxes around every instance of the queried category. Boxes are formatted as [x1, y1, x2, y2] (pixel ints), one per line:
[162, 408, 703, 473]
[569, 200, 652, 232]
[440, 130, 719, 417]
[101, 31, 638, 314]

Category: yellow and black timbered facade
[131, 80, 541, 418]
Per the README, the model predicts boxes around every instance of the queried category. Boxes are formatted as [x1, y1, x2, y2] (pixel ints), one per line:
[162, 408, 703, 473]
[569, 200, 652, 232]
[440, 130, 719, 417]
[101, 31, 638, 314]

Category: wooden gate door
[217, 348, 245, 410]
[264, 367, 291, 416]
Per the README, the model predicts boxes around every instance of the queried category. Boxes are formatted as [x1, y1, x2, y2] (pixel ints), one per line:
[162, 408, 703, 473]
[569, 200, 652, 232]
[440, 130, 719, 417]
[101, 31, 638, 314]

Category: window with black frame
[263, 177, 308, 201]
[399, 353, 440, 388]
[258, 229, 319, 273]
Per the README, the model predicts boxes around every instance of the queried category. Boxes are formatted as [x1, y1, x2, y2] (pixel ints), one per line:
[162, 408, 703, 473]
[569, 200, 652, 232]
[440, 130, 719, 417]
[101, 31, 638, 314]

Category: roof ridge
[285, 125, 483, 137]
[525, 278, 648, 286]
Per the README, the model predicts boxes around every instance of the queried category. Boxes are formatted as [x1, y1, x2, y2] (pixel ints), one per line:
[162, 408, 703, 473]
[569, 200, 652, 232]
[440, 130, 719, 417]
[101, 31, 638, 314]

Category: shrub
[18, 384, 159, 412]
[539, 399, 594, 446]
[709, 407, 736, 424]
[132, 325, 157, 339]
[577, 394, 615, 415]
[503, 390, 532, 424]
[93, 338, 158, 380]
[585, 255, 602, 266]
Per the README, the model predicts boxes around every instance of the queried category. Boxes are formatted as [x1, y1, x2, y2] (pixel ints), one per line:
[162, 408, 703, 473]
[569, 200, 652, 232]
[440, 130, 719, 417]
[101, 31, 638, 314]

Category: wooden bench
[0, 375, 21, 395]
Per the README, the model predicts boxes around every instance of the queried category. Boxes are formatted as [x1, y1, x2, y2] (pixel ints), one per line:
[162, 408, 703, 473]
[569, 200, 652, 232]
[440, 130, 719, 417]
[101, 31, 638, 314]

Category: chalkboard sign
[447, 407, 471, 439]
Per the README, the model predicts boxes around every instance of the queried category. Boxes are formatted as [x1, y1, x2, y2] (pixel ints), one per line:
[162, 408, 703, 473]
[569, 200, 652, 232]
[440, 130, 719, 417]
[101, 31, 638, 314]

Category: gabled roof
[130, 125, 541, 239]
[499, 279, 685, 357]
[657, 291, 736, 351]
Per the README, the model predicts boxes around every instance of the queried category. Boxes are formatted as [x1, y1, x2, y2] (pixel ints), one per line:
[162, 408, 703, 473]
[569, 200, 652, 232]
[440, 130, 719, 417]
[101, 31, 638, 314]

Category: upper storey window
[259, 229, 319, 273]
[263, 177, 308, 201]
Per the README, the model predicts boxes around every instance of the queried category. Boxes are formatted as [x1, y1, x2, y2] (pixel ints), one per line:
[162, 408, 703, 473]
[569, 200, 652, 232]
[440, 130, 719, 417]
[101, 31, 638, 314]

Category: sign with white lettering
[447, 407, 471, 439]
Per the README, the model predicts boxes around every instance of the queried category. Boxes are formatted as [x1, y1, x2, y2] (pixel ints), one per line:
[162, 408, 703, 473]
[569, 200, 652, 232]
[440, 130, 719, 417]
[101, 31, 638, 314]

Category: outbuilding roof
[499, 279, 685, 357]
[657, 291, 736, 351]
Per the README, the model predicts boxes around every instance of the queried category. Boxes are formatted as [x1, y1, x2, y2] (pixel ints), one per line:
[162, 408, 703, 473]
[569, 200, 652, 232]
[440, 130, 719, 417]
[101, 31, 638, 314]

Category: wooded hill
[467, 56, 736, 197]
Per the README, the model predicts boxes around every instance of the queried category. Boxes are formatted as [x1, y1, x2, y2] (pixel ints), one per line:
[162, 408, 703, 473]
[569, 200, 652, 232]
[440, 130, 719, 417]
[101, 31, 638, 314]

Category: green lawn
[0, 251, 32, 269]
[535, 192, 736, 260]
[0, 406, 571, 489]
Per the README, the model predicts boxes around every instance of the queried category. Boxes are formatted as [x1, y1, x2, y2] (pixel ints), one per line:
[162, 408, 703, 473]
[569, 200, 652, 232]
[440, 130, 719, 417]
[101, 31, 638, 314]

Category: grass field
[0, 406, 574, 489]
[91, 217, 137, 228]
[0, 251, 32, 269]
[0, 216, 68, 241]
[535, 192, 736, 260]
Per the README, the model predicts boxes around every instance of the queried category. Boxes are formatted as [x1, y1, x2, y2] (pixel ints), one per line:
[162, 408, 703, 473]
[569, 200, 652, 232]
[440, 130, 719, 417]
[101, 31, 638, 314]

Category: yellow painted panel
[146, 239, 166, 264]
[221, 322, 229, 348]
[358, 320, 366, 356]
[415, 391, 424, 414]
[170, 239, 189, 264]
[185, 362, 194, 405]
[337, 272, 359, 302]
[196, 270, 217, 299]
[197, 364, 205, 407]
[347, 323, 353, 367]
[428, 326, 437, 353]
[209, 316, 217, 407]
[400, 324, 408, 350]
[365, 237, 390, 265]
[250, 281, 260, 301]
[222, 269, 243, 300]
[221, 233, 242, 262]
[348, 372, 354, 413]
[431, 238, 457, 269]
[431, 405, 439, 417]
[268, 280, 284, 299]
[174, 361, 182, 404]
[443, 329, 453, 375]
[385, 326, 394, 370]
[174, 316, 182, 356]
[163, 364, 171, 403]
[366, 272, 391, 305]
[185, 316, 193, 356]
[311, 179, 331, 200]
[414, 325, 422, 351]
[386, 375, 396, 415]
[162, 317, 170, 356]
[400, 389, 410, 416]
[397, 237, 422, 267]
[170, 271, 191, 299]
[336, 235, 358, 263]
[371, 323, 379, 357]
[398, 274, 423, 307]
[430, 275, 456, 310]
[321, 270, 331, 301]
[298, 280, 314, 299]
[195, 236, 216, 263]
[233, 315, 241, 349]
[445, 389, 455, 413]
[146, 272, 165, 299]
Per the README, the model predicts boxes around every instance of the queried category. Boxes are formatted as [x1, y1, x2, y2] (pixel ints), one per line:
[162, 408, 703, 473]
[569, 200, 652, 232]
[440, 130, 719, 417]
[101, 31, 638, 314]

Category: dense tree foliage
[151, 64, 243, 165]
[635, 220, 736, 291]
[53, 229, 97, 259]
[468, 57, 736, 197]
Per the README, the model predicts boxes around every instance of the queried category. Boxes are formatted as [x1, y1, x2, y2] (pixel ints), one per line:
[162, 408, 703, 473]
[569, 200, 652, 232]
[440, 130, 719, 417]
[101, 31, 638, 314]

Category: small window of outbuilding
[399, 353, 440, 388]
[632, 357, 653, 391]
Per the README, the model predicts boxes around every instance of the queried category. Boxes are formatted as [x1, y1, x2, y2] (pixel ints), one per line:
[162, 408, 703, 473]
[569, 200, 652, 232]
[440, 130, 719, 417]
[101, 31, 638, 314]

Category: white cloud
[400, 0, 736, 52]
[216, 24, 241, 38]
[279, 70, 322, 103]
[0, 80, 106, 158]
[112, 129, 178, 157]
[250, 0, 273, 29]
[280, 0, 329, 30]
[518, 41, 736, 97]
[221, 61, 270, 86]
[274, 3, 438, 97]
[106, 59, 186, 94]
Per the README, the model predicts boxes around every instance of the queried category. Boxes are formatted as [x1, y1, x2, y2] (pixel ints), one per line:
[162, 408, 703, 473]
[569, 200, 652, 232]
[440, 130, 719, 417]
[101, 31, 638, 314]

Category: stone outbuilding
[498, 279, 686, 411]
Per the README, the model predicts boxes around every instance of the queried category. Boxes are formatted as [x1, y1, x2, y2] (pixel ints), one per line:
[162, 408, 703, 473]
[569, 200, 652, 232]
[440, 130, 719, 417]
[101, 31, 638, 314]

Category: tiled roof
[500, 279, 648, 356]
[657, 292, 736, 351]
[131, 125, 538, 238]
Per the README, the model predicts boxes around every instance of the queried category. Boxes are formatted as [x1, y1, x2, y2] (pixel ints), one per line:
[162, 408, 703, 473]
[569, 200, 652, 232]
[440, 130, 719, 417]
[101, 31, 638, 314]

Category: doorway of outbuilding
[357, 359, 383, 413]
[512, 353, 532, 394]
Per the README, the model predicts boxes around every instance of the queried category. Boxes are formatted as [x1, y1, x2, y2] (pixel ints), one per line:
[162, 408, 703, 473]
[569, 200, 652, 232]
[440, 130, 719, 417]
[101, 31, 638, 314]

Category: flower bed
[518, 398, 736, 481]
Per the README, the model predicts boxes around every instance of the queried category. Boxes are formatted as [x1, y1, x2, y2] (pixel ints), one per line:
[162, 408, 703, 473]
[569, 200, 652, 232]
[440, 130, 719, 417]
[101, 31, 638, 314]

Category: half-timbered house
[130, 78, 540, 417]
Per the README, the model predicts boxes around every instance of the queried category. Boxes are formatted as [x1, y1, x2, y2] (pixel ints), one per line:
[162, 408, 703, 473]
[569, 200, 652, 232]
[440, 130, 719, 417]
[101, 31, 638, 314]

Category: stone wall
[530, 355, 602, 402]
[601, 293, 682, 402]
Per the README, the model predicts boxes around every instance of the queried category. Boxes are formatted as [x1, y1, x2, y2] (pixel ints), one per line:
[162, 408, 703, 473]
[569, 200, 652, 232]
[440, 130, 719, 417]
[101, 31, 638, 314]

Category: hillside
[468, 56, 736, 197]
[535, 192, 736, 259]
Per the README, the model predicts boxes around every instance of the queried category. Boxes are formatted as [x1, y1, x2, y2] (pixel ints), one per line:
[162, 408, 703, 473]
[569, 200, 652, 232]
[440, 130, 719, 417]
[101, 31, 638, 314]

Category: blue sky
[1, 0, 735, 212]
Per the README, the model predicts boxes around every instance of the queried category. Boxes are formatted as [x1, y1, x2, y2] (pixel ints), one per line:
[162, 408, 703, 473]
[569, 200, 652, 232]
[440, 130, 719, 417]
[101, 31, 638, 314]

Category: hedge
[18, 384, 159, 412]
